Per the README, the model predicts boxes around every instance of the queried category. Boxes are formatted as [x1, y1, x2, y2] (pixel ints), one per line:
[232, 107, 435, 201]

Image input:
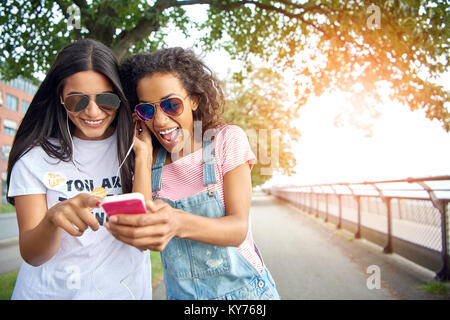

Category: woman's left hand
[105, 200, 180, 251]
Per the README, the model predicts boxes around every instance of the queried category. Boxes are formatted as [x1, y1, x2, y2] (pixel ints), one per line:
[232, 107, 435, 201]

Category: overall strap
[202, 137, 217, 186]
[152, 147, 167, 191]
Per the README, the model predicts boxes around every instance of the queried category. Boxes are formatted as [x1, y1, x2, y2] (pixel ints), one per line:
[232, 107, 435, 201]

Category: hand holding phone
[101, 192, 147, 217]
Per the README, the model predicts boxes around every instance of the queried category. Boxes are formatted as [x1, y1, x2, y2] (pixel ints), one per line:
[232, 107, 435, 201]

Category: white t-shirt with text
[8, 131, 152, 299]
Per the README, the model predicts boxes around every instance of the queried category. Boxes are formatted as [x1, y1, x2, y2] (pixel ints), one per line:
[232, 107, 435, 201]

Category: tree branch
[72, 0, 88, 10]
[168, 0, 333, 37]
[113, 0, 183, 60]
[113, 17, 161, 60]
[112, 0, 336, 60]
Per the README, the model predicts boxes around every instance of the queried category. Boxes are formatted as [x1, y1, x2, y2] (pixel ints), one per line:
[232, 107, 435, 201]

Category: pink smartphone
[101, 192, 147, 217]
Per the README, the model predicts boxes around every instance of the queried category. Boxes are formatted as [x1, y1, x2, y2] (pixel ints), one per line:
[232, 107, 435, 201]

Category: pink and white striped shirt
[154, 124, 263, 273]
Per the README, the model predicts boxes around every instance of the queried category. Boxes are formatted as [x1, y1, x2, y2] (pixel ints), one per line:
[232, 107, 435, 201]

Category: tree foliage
[1, 0, 449, 184]
[222, 67, 299, 186]
[202, 0, 449, 130]
[1, 1, 448, 123]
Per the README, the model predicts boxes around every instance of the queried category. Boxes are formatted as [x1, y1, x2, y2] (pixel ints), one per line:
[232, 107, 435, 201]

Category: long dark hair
[119, 47, 226, 137]
[7, 38, 134, 205]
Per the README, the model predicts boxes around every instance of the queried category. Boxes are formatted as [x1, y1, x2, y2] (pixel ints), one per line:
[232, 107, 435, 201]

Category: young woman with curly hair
[107, 47, 280, 300]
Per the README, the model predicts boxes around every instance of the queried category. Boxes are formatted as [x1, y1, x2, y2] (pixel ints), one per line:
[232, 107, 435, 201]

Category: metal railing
[264, 176, 450, 280]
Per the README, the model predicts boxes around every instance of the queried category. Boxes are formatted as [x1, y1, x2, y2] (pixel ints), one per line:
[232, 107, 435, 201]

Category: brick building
[0, 76, 38, 203]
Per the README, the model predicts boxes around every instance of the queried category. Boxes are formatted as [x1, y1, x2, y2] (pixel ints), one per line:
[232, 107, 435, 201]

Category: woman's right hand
[132, 113, 153, 169]
[132, 114, 153, 153]
[45, 193, 101, 237]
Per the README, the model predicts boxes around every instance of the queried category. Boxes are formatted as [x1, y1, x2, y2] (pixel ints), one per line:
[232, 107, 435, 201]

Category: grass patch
[418, 280, 449, 295]
[0, 251, 163, 300]
[150, 250, 163, 287]
[0, 203, 15, 214]
[0, 270, 18, 300]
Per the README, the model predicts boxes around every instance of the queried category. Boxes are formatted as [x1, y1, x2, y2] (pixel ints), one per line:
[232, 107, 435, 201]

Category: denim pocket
[162, 238, 231, 279]
[214, 276, 278, 300]
[189, 241, 231, 278]
[160, 192, 233, 279]
[161, 237, 191, 278]
[181, 193, 231, 278]
[162, 237, 182, 259]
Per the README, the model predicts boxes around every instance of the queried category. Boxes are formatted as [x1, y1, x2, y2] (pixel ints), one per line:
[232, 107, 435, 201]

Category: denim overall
[152, 139, 280, 300]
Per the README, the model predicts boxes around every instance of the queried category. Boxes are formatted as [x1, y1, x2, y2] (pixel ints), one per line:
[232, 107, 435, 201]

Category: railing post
[397, 198, 402, 220]
[415, 181, 450, 280]
[329, 186, 337, 225]
[315, 192, 320, 218]
[303, 192, 306, 210]
[370, 183, 393, 254]
[436, 200, 450, 280]
[337, 194, 342, 229]
[355, 195, 361, 239]
[300, 192, 304, 210]
[303, 192, 307, 210]
[325, 193, 329, 223]
[383, 197, 393, 254]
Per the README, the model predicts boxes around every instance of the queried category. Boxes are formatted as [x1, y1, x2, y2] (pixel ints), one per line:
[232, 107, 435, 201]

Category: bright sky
[164, 6, 450, 187]
[283, 89, 450, 186]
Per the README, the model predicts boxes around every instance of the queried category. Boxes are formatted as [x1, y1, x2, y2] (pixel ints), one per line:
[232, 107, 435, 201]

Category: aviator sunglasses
[134, 96, 187, 121]
[60, 92, 121, 113]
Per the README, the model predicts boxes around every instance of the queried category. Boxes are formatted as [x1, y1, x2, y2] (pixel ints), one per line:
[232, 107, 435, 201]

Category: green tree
[1, 0, 449, 183]
[1, 1, 448, 124]
[223, 68, 299, 186]
[202, 0, 449, 131]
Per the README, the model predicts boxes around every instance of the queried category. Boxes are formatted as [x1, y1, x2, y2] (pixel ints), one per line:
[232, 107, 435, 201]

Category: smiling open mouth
[159, 127, 181, 142]
[83, 119, 105, 127]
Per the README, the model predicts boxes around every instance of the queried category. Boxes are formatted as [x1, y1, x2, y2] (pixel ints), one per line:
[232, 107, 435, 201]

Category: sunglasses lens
[95, 93, 121, 111]
[64, 95, 90, 112]
[136, 104, 155, 121]
[160, 98, 183, 117]
[135, 97, 184, 120]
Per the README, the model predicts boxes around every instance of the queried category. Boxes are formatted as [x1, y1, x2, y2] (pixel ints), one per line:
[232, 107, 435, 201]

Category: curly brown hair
[119, 47, 226, 134]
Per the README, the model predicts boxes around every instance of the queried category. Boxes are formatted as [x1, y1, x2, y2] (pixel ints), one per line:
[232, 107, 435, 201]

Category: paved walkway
[0, 238, 21, 275]
[0, 212, 22, 276]
[250, 192, 449, 299]
[154, 192, 448, 300]
[0, 213, 18, 240]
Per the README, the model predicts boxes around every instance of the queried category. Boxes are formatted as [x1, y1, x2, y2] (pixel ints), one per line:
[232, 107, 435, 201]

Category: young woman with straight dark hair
[6, 38, 152, 299]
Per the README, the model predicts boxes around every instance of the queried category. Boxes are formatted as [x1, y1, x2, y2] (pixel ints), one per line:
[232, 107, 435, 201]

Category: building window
[21, 100, 30, 114]
[1, 145, 11, 161]
[3, 119, 17, 136]
[0, 90, 3, 107]
[5, 94, 18, 111]
[3, 76, 38, 96]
